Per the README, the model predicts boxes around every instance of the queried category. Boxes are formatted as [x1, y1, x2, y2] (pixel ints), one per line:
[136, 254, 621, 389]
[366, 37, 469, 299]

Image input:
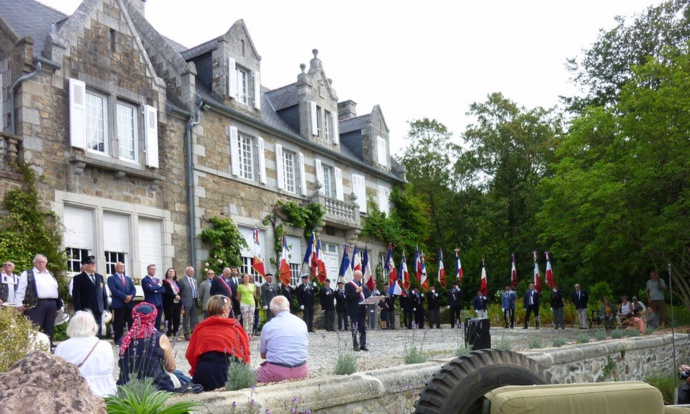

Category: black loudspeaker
[464, 318, 491, 350]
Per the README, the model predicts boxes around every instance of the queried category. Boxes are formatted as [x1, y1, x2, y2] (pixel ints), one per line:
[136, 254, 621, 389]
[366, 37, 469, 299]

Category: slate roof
[164, 35, 188, 54]
[339, 114, 370, 135]
[265, 83, 298, 111]
[180, 36, 220, 60]
[0, 0, 68, 57]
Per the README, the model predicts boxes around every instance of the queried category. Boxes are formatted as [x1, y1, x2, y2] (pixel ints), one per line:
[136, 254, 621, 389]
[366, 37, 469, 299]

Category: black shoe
[523, 327, 528, 329]
[353, 346, 360, 352]
[360, 346, 369, 351]
[308, 330, 316, 333]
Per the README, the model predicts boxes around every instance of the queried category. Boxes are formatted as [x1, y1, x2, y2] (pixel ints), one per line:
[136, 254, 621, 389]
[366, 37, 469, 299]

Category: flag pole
[669, 262, 678, 403]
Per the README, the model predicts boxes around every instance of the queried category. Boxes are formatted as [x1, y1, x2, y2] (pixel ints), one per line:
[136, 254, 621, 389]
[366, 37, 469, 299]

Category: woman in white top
[54, 311, 116, 397]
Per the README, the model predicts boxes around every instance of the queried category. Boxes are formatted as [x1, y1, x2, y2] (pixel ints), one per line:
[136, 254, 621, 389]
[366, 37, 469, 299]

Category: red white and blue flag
[389, 279, 405, 296]
[420, 252, 428, 291]
[278, 235, 291, 286]
[252, 227, 266, 277]
[545, 251, 555, 288]
[455, 249, 463, 285]
[385, 242, 397, 284]
[351, 245, 362, 273]
[480, 256, 488, 296]
[339, 244, 353, 282]
[533, 251, 542, 293]
[302, 231, 317, 277]
[414, 246, 422, 283]
[438, 250, 446, 288]
[362, 246, 376, 291]
[400, 252, 410, 290]
[511, 253, 518, 288]
[315, 235, 327, 284]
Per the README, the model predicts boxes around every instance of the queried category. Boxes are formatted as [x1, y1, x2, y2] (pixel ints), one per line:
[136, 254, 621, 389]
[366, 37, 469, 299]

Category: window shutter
[352, 174, 367, 213]
[103, 212, 130, 254]
[63, 206, 94, 251]
[275, 144, 284, 190]
[378, 185, 390, 215]
[299, 152, 307, 196]
[315, 159, 324, 195]
[138, 218, 163, 277]
[332, 112, 339, 145]
[257, 136, 266, 184]
[228, 58, 237, 99]
[310, 101, 318, 136]
[144, 105, 159, 168]
[228, 126, 240, 176]
[69, 78, 87, 149]
[334, 167, 344, 201]
[253, 71, 261, 110]
[377, 136, 388, 167]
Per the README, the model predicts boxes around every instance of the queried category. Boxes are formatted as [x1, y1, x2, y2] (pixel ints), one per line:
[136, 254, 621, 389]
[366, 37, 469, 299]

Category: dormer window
[228, 58, 261, 109]
[236, 66, 249, 105]
[324, 110, 331, 141]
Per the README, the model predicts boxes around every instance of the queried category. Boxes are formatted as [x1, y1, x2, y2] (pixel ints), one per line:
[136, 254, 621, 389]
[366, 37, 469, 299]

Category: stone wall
[174, 334, 690, 413]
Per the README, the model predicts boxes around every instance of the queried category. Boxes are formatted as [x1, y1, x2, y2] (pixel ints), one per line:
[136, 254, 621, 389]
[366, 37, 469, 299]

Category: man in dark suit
[335, 281, 348, 330]
[319, 279, 336, 331]
[107, 261, 136, 343]
[228, 267, 242, 323]
[281, 283, 294, 313]
[412, 287, 425, 328]
[345, 270, 371, 351]
[448, 281, 462, 328]
[401, 288, 414, 329]
[178, 266, 199, 340]
[261, 273, 278, 323]
[384, 284, 396, 330]
[523, 282, 540, 329]
[141, 264, 165, 330]
[297, 274, 315, 332]
[211, 267, 233, 297]
[71, 255, 108, 336]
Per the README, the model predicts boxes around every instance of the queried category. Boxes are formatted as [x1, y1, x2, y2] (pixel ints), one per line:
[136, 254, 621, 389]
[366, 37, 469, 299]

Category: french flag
[363, 246, 376, 291]
[455, 249, 463, 284]
[533, 251, 542, 293]
[385, 242, 397, 283]
[511, 253, 518, 288]
[400, 252, 410, 290]
[437, 250, 446, 288]
[545, 251, 555, 288]
[278, 235, 291, 286]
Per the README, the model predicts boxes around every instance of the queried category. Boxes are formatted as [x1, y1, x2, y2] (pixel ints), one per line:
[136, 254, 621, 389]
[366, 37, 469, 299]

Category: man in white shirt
[0, 261, 19, 306]
[15, 254, 63, 345]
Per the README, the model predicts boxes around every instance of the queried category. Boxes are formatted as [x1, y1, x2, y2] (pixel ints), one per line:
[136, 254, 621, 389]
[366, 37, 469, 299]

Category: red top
[185, 316, 250, 375]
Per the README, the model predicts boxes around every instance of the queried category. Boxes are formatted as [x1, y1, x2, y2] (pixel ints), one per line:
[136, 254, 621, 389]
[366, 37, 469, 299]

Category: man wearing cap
[107, 261, 136, 343]
[261, 273, 278, 323]
[297, 274, 315, 332]
[319, 279, 336, 331]
[72, 255, 108, 335]
[142, 264, 166, 330]
[448, 281, 462, 328]
[345, 270, 371, 351]
[335, 281, 348, 331]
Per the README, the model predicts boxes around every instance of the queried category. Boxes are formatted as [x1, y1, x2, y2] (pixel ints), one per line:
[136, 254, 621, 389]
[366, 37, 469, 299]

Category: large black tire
[414, 349, 552, 414]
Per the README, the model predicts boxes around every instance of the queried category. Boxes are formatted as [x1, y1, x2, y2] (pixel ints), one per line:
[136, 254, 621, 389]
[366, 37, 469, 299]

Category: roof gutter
[185, 99, 204, 271]
[10, 59, 42, 135]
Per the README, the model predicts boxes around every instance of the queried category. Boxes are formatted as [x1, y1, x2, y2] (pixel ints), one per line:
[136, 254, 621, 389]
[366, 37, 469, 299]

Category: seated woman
[625, 312, 645, 334]
[54, 311, 116, 397]
[185, 295, 251, 391]
[631, 296, 646, 318]
[598, 298, 616, 328]
[117, 302, 180, 391]
[646, 306, 660, 329]
[617, 295, 633, 325]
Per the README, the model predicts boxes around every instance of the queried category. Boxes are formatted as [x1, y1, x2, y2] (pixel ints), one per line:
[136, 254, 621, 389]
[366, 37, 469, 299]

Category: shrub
[105, 378, 199, 414]
[595, 329, 608, 341]
[552, 337, 567, 347]
[645, 374, 675, 404]
[625, 328, 640, 337]
[455, 345, 472, 357]
[334, 352, 357, 375]
[225, 362, 256, 391]
[404, 344, 428, 364]
[528, 337, 542, 349]
[495, 334, 512, 351]
[0, 307, 49, 372]
[645, 326, 655, 335]
[576, 333, 590, 344]
[610, 329, 624, 339]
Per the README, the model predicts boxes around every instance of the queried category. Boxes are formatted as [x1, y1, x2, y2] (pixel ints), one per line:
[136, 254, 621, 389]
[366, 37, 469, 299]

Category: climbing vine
[199, 216, 248, 274]
[262, 201, 325, 267]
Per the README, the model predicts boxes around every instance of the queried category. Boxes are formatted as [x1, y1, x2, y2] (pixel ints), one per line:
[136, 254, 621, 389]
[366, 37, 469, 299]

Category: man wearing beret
[296, 274, 315, 332]
[72, 255, 108, 335]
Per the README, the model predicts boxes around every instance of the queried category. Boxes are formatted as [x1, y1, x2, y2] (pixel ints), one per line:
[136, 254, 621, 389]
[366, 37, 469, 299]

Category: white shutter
[103, 212, 130, 254]
[378, 185, 390, 216]
[332, 112, 339, 145]
[299, 152, 307, 196]
[228, 58, 237, 99]
[239, 227, 254, 257]
[377, 136, 387, 167]
[253, 71, 261, 110]
[138, 218, 162, 277]
[69, 78, 86, 149]
[257, 137, 266, 184]
[63, 206, 94, 251]
[285, 235, 302, 264]
[0, 74, 3, 133]
[275, 144, 284, 190]
[145, 105, 159, 168]
[315, 159, 324, 195]
[334, 167, 344, 201]
[310, 101, 318, 136]
[228, 126, 239, 176]
[352, 174, 367, 213]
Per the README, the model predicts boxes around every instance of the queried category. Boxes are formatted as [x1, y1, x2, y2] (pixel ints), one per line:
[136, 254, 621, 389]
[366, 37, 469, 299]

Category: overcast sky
[40, 0, 663, 156]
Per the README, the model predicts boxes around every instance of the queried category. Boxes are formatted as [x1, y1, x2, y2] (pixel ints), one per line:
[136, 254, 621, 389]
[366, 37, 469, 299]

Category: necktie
[120, 274, 126, 287]
[578, 291, 581, 300]
[190, 277, 197, 298]
[90, 274, 95, 284]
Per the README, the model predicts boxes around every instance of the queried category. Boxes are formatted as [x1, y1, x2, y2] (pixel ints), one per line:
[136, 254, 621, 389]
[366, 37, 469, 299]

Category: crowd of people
[0, 254, 673, 397]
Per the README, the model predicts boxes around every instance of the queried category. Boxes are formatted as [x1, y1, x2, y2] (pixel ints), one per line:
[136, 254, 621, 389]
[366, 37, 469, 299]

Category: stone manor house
[0, 0, 405, 285]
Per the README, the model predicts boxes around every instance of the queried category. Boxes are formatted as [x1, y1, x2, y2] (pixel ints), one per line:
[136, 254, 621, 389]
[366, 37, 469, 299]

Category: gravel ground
[118, 324, 611, 380]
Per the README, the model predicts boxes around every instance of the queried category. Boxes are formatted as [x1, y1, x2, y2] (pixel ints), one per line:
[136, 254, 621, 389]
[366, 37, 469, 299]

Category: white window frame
[236, 66, 249, 105]
[352, 173, 367, 213]
[237, 133, 254, 180]
[378, 185, 391, 216]
[85, 90, 108, 155]
[322, 164, 336, 198]
[310, 102, 320, 136]
[117, 101, 138, 162]
[282, 149, 297, 193]
[324, 110, 332, 141]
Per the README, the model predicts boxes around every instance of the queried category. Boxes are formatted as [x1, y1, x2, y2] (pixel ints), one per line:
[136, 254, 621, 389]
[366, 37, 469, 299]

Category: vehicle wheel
[414, 349, 552, 414]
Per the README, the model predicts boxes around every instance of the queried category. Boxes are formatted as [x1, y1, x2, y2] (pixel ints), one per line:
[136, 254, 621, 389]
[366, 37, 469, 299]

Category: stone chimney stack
[337, 100, 357, 121]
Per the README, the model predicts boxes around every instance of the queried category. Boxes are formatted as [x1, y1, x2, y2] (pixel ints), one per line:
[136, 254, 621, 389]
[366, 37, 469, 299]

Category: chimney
[337, 100, 357, 121]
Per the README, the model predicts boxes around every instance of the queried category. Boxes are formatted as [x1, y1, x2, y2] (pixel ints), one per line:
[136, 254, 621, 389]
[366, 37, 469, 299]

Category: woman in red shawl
[186, 295, 251, 390]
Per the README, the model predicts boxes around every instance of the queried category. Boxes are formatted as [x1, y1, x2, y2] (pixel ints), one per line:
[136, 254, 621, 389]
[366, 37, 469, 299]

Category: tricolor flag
[533, 251, 542, 293]
[511, 253, 518, 288]
[385, 243, 397, 283]
[363, 246, 376, 291]
[278, 235, 291, 286]
[420, 252, 428, 291]
[455, 249, 463, 284]
[251, 227, 266, 277]
[400, 252, 410, 290]
[339, 244, 353, 282]
[389, 279, 406, 296]
[351, 245, 362, 273]
[545, 251, 555, 288]
[302, 231, 316, 277]
[414, 246, 422, 283]
[315, 235, 327, 284]
[480, 256, 488, 296]
[438, 250, 446, 288]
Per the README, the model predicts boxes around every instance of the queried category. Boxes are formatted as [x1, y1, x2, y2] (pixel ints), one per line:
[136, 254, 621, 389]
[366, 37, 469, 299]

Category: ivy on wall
[199, 216, 248, 274]
[262, 201, 325, 268]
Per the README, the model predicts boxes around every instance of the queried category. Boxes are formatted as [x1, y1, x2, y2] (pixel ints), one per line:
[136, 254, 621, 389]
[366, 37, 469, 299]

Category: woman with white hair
[54, 311, 116, 396]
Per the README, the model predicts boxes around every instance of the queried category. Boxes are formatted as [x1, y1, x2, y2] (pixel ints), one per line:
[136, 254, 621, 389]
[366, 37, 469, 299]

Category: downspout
[9, 60, 42, 135]
[186, 99, 203, 270]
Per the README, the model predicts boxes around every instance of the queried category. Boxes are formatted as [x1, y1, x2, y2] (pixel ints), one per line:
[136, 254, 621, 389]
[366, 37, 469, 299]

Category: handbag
[77, 339, 100, 368]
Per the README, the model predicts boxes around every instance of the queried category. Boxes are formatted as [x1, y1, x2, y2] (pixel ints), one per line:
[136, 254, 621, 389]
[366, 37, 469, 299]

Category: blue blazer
[141, 275, 165, 307]
[108, 273, 137, 309]
[72, 272, 107, 314]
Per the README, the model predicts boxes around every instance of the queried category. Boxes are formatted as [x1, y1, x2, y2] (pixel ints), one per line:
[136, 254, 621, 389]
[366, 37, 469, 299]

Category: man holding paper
[345, 270, 371, 351]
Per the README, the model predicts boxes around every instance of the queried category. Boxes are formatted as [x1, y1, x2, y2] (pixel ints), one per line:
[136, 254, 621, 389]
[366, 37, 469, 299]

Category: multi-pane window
[117, 102, 137, 161]
[105, 251, 125, 275]
[324, 110, 332, 141]
[236, 67, 249, 104]
[241, 256, 265, 284]
[66, 248, 89, 273]
[237, 134, 254, 180]
[85, 92, 107, 153]
[282, 150, 296, 193]
[322, 164, 336, 198]
[290, 263, 300, 286]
